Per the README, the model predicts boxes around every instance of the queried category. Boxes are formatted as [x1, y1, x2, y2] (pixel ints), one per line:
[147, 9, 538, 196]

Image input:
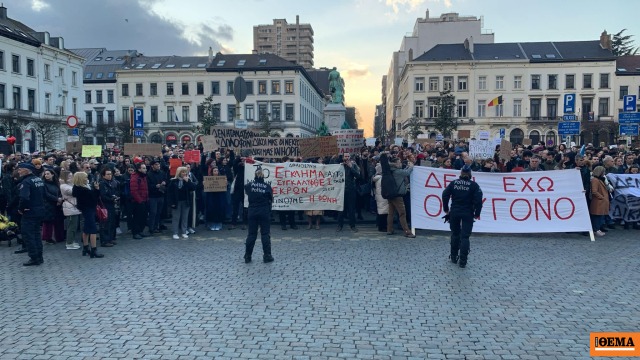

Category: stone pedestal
[324, 103, 346, 132]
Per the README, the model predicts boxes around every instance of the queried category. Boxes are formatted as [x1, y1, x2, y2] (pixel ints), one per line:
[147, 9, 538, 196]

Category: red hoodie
[130, 172, 149, 203]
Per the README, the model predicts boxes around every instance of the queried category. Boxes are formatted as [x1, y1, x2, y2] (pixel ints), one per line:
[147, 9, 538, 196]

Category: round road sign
[66, 115, 79, 128]
[233, 76, 247, 103]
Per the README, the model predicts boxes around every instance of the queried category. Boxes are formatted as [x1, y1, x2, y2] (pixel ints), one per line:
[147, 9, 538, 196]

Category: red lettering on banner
[534, 198, 552, 220]
[492, 198, 506, 220]
[274, 166, 285, 178]
[520, 177, 534, 192]
[554, 197, 575, 219]
[503, 177, 517, 192]
[444, 173, 456, 187]
[424, 172, 443, 189]
[537, 177, 555, 192]
[424, 194, 442, 217]
[510, 198, 532, 221]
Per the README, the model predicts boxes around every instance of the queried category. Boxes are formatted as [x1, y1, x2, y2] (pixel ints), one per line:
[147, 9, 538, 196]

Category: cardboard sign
[203, 176, 228, 192]
[169, 158, 183, 177]
[183, 150, 200, 163]
[332, 129, 364, 155]
[299, 136, 339, 159]
[468, 140, 494, 159]
[205, 126, 261, 152]
[499, 139, 512, 161]
[66, 141, 83, 154]
[123, 143, 162, 156]
[522, 138, 532, 146]
[200, 135, 218, 153]
[81, 145, 102, 158]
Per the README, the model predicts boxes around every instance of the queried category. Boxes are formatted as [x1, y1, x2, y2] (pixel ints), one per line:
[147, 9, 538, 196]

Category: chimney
[58, 37, 64, 49]
[296, 15, 299, 25]
[425, 9, 429, 19]
[208, 46, 213, 62]
[408, 48, 413, 61]
[600, 30, 612, 50]
[0, 5, 7, 20]
[252, 49, 258, 54]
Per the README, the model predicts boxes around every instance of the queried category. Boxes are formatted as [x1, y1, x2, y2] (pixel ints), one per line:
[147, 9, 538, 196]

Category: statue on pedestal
[328, 67, 344, 104]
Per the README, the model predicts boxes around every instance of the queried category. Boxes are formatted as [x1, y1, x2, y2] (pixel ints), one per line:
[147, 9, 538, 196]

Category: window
[565, 74, 575, 89]
[122, 84, 129, 97]
[166, 83, 174, 95]
[246, 81, 254, 95]
[0, 51, 3, 70]
[72, 71, 77, 86]
[258, 81, 267, 94]
[27, 58, 34, 76]
[514, 75, 522, 89]
[583, 74, 592, 89]
[11, 54, 19, 73]
[136, 83, 143, 96]
[45, 93, 51, 113]
[107, 111, 115, 126]
[85, 111, 93, 126]
[495, 76, 504, 90]
[197, 82, 204, 95]
[285, 80, 294, 94]
[167, 106, 175, 122]
[182, 82, 189, 95]
[478, 76, 486, 90]
[44, 64, 50, 80]
[598, 98, 609, 116]
[599, 73, 609, 89]
[530, 99, 541, 120]
[72, 98, 77, 115]
[27, 89, 35, 112]
[85, 91, 91, 104]
[271, 81, 280, 94]
[0, 84, 4, 109]
[443, 76, 454, 91]
[211, 81, 220, 95]
[477, 100, 486, 117]
[96, 110, 104, 125]
[620, 86, 629, 99]
[107, 90, 114, 103]
[414, 101, 424, 118]
[458, 76, 468, 91]
[150, 106, 158, 123]
[547, 99, 557, 119]
[96, 90, 103, 104]
[122, 107, 130, 124]
[58, 68, 64, 84]
[429, 77, 438, 91]
[227, 81, 234, 95]
[271, 102, 281, 120]
[258, 102, 268, 119]
[285, 104, 294, 121]
[227, 104, 236, 121]
[414, 77, 425, 92]
[245, 104, 255, 121]
[531, 75, 541, 90]
[150, 83, 157, 96]
[457, 100, 467, 118]
[548, 75, 557, 90]
[182, 106, 190, 122]
[428, 99, 438, 118]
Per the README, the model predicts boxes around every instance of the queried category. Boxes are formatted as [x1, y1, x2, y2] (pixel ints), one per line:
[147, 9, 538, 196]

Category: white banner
[410, 167, 591, 233]
[468, 139, 494, 159]
[244, 161, 345, 211]
[607, 173, 640, 222]
[332, 129, 364, 155]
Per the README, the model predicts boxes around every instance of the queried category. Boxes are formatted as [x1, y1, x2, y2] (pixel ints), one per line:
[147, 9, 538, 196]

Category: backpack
[380, 153, 402, 200]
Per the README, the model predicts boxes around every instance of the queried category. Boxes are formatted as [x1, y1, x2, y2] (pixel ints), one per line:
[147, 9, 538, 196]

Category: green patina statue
[328, 67, 344, 104]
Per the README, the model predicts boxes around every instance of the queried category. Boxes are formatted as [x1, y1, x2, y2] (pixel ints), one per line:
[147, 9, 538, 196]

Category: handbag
[96, 200, 109, 223]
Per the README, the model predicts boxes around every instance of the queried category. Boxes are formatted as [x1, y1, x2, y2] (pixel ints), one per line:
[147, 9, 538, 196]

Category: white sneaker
[187, 228, 196, 234]
[66, 244, 80, 250]
[182, 233, 189, 239]
[595, 230, 606, 236]
[172, 234, 180, 240]
[116, 227, 123, 235]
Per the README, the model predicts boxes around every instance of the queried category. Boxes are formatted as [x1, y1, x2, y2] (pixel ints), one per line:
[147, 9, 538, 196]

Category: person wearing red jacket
[130, 162, 149, 239]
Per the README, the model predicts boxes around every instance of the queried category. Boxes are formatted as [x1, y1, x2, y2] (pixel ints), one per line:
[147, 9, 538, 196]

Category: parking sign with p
[623, 95, 637, 112]
[564, 93, 575, 113]
[134, 108, 144, 129]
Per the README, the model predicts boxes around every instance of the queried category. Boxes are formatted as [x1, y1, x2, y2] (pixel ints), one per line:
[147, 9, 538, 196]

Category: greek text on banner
[410, 167, 591, 233]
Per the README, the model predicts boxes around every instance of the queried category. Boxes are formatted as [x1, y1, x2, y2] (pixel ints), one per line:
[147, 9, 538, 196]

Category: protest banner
[183, 150, 200, 163]
[66, 141, 83, 154]
[207, 126, 261, 150]
[81, 145, 102, 158]
[410, 167, 591, 233]
[250, 137, 300, 158]
[332, 129, 364, 155]
[203, 176, 228, 192]
[298, 136, 338, 159]
[607, 173, 640, 223]
[244, 161, 345, 211]
[499, 139, 512, 161]
[123, 143, 162, 156]
[468, 139, 494, 159]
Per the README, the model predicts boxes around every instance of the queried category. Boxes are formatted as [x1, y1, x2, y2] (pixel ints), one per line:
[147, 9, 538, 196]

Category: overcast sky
[6, 0, 640, 136]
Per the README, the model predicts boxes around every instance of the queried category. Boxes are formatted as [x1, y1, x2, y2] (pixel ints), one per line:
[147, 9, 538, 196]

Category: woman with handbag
[99, 167, 119, 247]
[41, 169, 65, 244]
[72, 172, 104, 258]
[60, 171, 82, 250]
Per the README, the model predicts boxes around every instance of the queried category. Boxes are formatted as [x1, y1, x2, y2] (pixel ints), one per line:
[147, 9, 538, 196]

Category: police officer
[16, 163, 46, 266]
[244, 168, 274, 263]
[442, 165, 483, 268]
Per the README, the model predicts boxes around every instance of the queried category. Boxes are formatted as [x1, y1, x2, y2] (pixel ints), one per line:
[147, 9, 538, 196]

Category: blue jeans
[591, 214, 605, 232]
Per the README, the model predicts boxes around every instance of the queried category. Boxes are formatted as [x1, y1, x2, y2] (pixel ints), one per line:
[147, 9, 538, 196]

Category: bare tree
[114, 119, 133, 144]
[31, 119, 62, 151]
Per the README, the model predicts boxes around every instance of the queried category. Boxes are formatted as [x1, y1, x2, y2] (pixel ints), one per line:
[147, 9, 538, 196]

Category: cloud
[12, 0, 233, 56]
[343, 62, 372, 79]
[381, 0, 453, 18]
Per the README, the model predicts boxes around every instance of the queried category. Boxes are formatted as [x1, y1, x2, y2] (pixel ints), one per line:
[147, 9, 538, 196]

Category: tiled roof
[124, 55, 210, 71]
[616, 55, 640, 75]
[206, 53, 298, 71]
[0, 12, 40, 47]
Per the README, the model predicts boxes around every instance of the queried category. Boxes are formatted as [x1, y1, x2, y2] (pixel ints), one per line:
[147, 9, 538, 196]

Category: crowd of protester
[1, 137, 639, 265]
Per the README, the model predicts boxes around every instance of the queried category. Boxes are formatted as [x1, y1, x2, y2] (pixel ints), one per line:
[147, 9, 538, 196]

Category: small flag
[488, 95, 503, 107]
[174, 112, 180, 122]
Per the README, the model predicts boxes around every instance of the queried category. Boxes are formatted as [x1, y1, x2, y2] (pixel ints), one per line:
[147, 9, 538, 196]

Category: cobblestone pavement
[0, 223, 638, 360]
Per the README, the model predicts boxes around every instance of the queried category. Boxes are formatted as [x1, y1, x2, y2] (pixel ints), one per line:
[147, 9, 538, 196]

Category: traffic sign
[558, 121, 580, 136]
[499, 128, 505, 138]
[133, 130, 144, 137]
[71, 128, 79, 136]
[66, 115, 78, 128]
[623, 95, 637, 112]
[133, 108, 144, 129]
[234, 119, 248, 129]
[618, 112, 640, 124]
[233, 76, 248, 103]
[562, 114, 577, 121]
[564, 94, 575, 113]
[619, 124, 639, 136]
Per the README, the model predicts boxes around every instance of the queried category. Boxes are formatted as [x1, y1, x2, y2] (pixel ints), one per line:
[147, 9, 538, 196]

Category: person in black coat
[244, 168, 274, 263]
[17, 163, 46, 266]
[72, 172, 104, 259]
[167, 166, 196, 239]
[99, 167, 119, 247]
[41, 168, 64, 244]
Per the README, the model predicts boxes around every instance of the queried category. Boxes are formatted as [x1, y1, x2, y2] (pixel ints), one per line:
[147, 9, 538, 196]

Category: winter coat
[372, 175, 388, 215]
[42, 179, 61, 222]
[60, 183, 82, 216]
[589, 177, 610, 215]
[167, 178, 196, 207]
[130, 172, 149, 203]
[390, 163, 412, 196]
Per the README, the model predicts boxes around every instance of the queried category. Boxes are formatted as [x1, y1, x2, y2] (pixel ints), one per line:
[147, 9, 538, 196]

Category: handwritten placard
[203, 176, 228, 192]
[522, 138, 532, 146]
[298, 136, 338, 159]
[332, 129, 364, 155]
[499, 139, 512, 162]
[66, 141, 83, 154]
[123, 143, 163, 156]
[81, 145, 102, 158]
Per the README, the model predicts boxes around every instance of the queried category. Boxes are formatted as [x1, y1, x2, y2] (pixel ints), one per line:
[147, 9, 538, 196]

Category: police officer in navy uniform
[442, 165, 483, 268]
[16, 163, 46, 266]
[244, 168, 274, 263]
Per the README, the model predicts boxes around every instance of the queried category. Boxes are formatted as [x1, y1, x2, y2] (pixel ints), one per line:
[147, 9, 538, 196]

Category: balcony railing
[526, 116, 560, 122]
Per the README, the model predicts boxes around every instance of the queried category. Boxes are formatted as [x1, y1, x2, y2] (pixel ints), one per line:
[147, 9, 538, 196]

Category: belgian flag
[488, 95, 503, 107]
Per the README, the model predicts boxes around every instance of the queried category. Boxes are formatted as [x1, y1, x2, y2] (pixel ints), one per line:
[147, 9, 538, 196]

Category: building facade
[253, 16, 314, 68]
